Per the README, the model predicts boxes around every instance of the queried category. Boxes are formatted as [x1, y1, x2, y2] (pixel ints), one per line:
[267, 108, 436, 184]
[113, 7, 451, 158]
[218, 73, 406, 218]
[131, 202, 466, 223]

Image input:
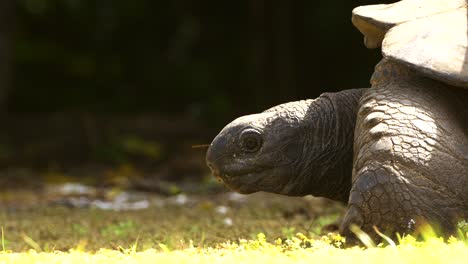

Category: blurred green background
[0, 0, 393, 182]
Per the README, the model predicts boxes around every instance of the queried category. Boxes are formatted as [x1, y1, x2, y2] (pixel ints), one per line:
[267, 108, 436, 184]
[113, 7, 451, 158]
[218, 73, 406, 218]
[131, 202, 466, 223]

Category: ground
[0, 183, 343, 251]
[0, 176, 467, 263]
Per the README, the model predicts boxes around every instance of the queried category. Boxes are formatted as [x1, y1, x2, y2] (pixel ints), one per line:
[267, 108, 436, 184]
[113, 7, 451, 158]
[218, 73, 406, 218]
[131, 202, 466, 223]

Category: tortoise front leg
[340, 163, 421, 242]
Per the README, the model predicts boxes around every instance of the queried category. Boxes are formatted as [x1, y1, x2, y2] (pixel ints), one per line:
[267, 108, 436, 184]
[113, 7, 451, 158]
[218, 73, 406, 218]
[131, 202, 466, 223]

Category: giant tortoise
[206, 0, 468, 241]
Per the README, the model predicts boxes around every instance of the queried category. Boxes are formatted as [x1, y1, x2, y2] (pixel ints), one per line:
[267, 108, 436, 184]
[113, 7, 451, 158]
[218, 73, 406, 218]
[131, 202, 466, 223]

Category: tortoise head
[205, 101, 310, 195]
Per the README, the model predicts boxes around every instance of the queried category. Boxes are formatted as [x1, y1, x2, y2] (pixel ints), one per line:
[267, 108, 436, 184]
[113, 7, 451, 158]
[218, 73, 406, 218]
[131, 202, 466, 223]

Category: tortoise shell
[352, 0, 468, 88]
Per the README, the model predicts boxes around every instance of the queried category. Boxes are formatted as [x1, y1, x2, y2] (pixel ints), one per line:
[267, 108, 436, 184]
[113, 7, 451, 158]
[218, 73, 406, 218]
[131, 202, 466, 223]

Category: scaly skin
[340, 59, 468, 240]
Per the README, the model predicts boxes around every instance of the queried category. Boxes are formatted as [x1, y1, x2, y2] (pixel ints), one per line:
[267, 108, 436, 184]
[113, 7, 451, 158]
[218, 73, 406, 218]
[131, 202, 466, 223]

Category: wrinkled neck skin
[282, 89, 364, 203]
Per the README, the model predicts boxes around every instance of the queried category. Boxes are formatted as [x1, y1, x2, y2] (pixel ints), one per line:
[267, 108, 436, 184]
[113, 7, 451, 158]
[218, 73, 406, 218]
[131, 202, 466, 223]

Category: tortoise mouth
[211, 162, 268, 179]
[211, 166, 286, 194]
[218, 172, 263, 194]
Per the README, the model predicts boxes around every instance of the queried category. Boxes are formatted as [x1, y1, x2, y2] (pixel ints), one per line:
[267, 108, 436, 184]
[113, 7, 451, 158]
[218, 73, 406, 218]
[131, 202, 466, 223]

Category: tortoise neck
[297, 89, 365, 202]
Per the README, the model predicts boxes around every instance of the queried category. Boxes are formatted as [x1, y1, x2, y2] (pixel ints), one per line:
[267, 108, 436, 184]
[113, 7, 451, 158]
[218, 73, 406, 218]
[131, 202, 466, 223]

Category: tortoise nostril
[206, 161, 215, 171]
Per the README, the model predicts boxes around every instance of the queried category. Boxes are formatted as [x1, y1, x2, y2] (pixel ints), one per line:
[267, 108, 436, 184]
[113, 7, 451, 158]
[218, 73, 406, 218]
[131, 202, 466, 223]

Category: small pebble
[223, 217, 233, 226]
[215, 206, 229, 214]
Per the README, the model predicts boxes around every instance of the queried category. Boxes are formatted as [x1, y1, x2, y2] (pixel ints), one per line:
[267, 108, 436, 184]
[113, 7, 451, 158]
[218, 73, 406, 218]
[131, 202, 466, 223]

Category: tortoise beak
[205, 135, 227, 180]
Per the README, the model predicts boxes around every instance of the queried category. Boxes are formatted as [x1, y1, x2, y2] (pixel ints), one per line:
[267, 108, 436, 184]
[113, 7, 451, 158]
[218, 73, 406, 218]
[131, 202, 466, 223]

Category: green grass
[0, 191, 467, 263]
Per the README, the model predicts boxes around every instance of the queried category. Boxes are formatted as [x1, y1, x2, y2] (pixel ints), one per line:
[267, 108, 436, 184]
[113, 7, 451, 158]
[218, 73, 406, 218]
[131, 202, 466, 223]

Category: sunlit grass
[0, 232, 467, 264]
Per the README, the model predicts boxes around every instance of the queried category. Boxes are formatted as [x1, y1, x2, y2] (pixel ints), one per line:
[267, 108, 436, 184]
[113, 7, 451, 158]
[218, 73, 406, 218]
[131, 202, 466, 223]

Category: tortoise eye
[239, 129, 262, 153]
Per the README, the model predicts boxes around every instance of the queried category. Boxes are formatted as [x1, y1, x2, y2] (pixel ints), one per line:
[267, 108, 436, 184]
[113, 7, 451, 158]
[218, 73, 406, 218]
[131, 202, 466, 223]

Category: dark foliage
[7, 0, 393, 122]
